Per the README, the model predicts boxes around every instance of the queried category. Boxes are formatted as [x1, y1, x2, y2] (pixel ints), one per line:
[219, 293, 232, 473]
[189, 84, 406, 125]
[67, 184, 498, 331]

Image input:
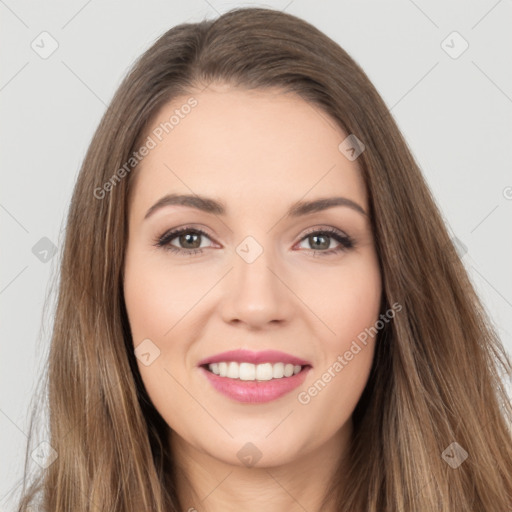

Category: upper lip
[197, 349, 311, 367]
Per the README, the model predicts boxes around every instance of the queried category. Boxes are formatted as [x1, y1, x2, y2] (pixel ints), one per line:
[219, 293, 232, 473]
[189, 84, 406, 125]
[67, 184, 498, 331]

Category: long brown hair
[15, 7, 512, 511]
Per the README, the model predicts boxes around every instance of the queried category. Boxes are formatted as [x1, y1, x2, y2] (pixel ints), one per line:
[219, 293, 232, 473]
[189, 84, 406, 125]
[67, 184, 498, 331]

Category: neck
[169, 419, 352, 512]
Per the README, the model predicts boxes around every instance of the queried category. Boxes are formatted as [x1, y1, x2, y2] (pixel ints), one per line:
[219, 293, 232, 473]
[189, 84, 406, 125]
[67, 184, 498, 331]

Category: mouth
[199, 362, 312, 403]
[197, 349, 312, 402]
[200, 361, 311, 381]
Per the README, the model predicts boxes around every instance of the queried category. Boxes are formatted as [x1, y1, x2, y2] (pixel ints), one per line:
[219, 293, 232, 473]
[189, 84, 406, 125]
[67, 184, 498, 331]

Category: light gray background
[1, 0, 511, 509]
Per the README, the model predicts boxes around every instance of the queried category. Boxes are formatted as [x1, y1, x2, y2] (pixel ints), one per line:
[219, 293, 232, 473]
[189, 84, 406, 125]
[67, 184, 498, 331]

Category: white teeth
[239, 362, 256, 380]
[256, 363, 273, 381]
[207, 361, 303, 380]
[218, 362, 228, 377]
[227, 361, 238, 379]
[284, 363, 294, 377]
[272, 362, 284, 378]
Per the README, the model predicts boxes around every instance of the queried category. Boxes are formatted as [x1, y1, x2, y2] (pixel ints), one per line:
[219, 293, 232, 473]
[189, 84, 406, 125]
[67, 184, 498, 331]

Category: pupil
[181, 233, 200, 249]
[311, 234, 328, 250]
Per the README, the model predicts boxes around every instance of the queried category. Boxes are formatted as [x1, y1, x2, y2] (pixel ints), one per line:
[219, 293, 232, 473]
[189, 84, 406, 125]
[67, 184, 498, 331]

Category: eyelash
[153, 225, 355, 258]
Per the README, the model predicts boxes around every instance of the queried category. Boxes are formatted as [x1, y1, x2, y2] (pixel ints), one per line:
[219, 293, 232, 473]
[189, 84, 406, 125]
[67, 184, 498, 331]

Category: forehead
[129, 86, 367, 218]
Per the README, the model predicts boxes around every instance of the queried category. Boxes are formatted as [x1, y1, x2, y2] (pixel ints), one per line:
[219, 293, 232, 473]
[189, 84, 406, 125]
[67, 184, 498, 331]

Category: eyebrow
[144, 193, 367, 220]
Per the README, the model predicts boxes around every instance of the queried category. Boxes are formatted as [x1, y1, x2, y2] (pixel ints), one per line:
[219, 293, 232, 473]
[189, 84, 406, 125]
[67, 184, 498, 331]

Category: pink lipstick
[198, 349, 312, 403]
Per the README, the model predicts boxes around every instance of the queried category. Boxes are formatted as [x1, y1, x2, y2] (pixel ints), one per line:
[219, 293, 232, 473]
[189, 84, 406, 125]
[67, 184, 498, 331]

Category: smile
[200, 363, 311, 403]
[207, 361, 303, 380]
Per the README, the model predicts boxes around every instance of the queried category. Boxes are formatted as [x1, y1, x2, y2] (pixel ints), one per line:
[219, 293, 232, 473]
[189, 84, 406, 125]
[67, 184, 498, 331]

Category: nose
[219, 240, 295, 329]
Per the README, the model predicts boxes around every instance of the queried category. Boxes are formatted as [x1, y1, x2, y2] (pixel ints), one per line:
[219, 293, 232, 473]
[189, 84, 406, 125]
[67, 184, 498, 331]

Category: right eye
[154, 226, 214, 256]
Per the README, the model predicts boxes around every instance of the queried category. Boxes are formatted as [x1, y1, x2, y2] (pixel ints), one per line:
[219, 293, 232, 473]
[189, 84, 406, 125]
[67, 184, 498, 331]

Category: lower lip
[199, 365, 311, 403]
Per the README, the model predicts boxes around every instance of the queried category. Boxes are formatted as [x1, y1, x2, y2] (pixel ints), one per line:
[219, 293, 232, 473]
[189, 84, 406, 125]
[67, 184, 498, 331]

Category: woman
[16, 6, 512, 511]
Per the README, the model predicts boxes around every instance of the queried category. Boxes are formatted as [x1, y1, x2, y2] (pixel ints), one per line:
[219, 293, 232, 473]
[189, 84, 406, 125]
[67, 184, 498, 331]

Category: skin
[123, 83, 382, 512]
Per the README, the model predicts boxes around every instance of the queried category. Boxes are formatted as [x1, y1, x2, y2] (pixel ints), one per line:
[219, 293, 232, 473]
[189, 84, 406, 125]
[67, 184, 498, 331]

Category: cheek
[123, 248, 206, 344]
[123, 250, 193, 426]
[300, 251, 382, 352]
[123, 246, 216, 406]
[293, 252, 381, 419]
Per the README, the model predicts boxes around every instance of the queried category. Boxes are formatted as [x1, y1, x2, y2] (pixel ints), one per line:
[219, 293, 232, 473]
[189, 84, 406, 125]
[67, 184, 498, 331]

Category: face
[123, 84, 382, 468]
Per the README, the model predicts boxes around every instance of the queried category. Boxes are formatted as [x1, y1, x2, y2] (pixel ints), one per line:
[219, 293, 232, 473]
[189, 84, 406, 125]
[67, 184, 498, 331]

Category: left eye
[154, 226, 355, 257]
